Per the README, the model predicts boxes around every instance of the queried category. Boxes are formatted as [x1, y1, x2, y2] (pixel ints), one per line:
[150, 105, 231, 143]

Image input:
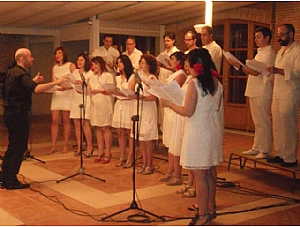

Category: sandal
[188, 214, 211, 226]
[61, 146, 68, 154]
[182, 188, 196, 198]
[47, 149, 56, 155]
[176, 184, 192, 194]
[159, 173, 173, 182]
[166, 177, 183, 186]
[102, 155, 111, 164]
[143, 166, 154, 175]
[95, 153, 104, 162]
[116, 158, 127, 167]
[123, 159, 133, 168]
[74, 150, 80, 157]
[188, 204, 199, 212]
[84, 149, 94, 158]
[137, 166, 146, 174]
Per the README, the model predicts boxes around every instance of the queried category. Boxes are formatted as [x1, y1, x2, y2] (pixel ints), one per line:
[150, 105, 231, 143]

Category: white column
[205, 0, 213, 26]
[89, 15, 100, 54]
[159, 25, 165, 54]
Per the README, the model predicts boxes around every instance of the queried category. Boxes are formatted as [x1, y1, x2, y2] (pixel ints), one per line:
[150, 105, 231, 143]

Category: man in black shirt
[1, 48, 69, 190]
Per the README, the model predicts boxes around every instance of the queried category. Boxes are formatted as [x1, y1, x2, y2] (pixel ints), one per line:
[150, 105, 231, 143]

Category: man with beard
[267, 24, 300, 167]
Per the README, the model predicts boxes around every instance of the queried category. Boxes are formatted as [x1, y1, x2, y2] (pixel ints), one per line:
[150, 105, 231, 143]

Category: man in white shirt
[184, 30, 199, 54]
[267, 24, 300, 167]
[92, 34, 120, 76]
[226, 27, 276, 159]
[122, 36, 143, 71]
[201, 25, 223, 74]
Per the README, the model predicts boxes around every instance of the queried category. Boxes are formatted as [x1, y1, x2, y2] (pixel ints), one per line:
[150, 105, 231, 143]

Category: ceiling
[0, 1, 258, 29]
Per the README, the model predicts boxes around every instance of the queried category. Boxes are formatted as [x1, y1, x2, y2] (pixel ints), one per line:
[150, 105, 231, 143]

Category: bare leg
[191, 169, 210, 225]
[173, 155, 182, 180]
[61, 110, 70, 153]
[83, 119, 93, 153]
[103, 126, 112, 157]
[208, 167, 217, 213]
[117, 128, 127, 159]
[50, 110, 60, 153]
[73, 119, 81, 153]
[96, 127, 104, 157]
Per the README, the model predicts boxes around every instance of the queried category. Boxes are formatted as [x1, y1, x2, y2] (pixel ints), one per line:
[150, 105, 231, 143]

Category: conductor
[1, 48, 69, 190]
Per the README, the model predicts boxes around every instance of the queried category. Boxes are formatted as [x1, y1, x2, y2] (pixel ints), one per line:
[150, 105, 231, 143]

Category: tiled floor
[1, 115, 300, 225]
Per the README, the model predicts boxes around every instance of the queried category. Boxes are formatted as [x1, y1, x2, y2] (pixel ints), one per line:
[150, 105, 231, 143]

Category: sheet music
[74, 84, 93, 95]
[137, 70, 163, 87]
[119, 87, 135, 97]
[157, 53, 170, 66]
[148, 80, 185, 106]
[223, 50, 246, 69]
[101, 83, 116, 92]
[246, 59, 269, 76]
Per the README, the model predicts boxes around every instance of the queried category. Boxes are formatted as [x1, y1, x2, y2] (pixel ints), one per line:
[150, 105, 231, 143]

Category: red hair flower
[176, 63, 182, 71]
[211, 69, 218, 78]
[193, 62, 203, 75]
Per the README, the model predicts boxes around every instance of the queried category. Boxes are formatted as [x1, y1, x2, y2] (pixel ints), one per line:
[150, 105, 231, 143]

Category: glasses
[126, 43, 134, 45]
[184, 39, 193, 42]
[278, 31, 289, 38]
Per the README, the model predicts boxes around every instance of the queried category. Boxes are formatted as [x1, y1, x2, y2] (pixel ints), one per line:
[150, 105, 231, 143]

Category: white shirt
[203, 41, 223, 74]
[273, 41, 300, 99]
[245, 45, 276, 99]
[161, 46, 180, 57]
[92, 46, 120, 76]
[122, 48, 143, 70]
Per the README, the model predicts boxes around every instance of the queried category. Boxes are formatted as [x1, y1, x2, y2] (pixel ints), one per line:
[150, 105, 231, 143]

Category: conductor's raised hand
[33, 72, 44, 83]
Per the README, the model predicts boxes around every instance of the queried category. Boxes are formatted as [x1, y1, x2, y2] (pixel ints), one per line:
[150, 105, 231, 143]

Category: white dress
[112, 74, 134, 129]
[51, 62, 73, 111]
[131, 74, 158, 141]
[162, 69, 186, 148]
[70, 69, 93, 119]
[180, 78, 224, 170]
[168, 75, 191, 156]
[89, 71, 114, 127]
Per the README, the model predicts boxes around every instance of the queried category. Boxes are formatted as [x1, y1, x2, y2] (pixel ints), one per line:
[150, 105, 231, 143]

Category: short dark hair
[255, 26, 272, 43]
[185, 30, 197, 40]
[163, 31, 176, 40]
[282, 24, 295, 36]
[202, 25, 214, 35]
[170, 51, 185, 70]
[127, 36, 136, 43]
[54, 47, 68, 63]
[103, 34, 113, 40]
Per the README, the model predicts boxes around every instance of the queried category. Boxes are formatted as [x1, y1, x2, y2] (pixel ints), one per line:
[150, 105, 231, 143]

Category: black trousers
[2, 109, 30, 183]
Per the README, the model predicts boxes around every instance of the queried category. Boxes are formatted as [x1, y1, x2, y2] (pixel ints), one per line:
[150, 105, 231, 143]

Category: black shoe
[2, 181, 30, 190]
[267, 156, 284, 163]
[281, 161, 297, 167]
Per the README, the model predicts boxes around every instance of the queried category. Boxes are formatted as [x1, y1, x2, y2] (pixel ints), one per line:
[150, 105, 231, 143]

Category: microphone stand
[23, 110, 46, 164]
[57, 76, 105, 183]
[101, 81, 165, 222]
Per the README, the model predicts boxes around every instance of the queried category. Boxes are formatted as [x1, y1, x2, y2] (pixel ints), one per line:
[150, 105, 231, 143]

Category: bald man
[1, 48, 69, 190]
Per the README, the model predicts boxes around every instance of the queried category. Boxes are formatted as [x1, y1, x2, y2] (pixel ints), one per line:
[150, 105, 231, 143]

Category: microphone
[80, 73, 86, 86]
[134, 71, 143, 91]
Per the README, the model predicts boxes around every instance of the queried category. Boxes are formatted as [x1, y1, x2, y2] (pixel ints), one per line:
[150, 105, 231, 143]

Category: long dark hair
[76, 52, 90, 72]
[117, 55, 133, 81]
[188, 48, 216, 96]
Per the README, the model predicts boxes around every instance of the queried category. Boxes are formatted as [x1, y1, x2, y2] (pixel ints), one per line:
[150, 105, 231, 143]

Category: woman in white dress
[111, 55, 135, 167]
[89, 56, 114, 164]
[50, 47, 76, 154]
[70, 53, 94, 157]
[159, 52, 187, 186]
[128, 54, 158, 175]
[160, 48, 224, 225]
